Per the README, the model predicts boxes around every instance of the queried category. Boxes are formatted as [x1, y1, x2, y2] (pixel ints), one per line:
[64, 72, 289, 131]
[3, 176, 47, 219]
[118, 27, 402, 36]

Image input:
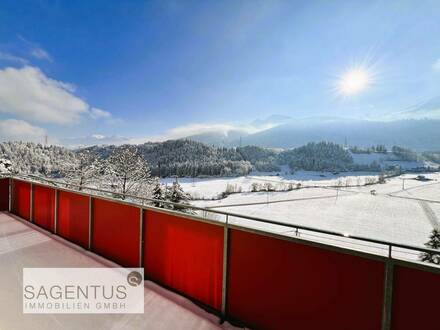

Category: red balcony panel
[144, 210, 224, 311]
[0, 178, 8, 211]
[391, 265, 440, 330]
[12, 180, 31, 220]
[227, 229, 385, 330]
[32, 185, 55, 232]
[92, 198, 140, 267]
[57, 190, 89, 249]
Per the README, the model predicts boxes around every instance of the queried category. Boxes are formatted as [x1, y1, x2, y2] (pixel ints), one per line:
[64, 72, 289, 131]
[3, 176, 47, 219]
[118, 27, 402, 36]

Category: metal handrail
[4, 173, 440, 258]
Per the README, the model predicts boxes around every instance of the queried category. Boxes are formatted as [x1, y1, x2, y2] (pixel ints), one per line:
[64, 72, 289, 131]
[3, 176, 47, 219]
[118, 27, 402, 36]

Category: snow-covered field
[162, 170, 379, 199]
[173, 172, 440, 260]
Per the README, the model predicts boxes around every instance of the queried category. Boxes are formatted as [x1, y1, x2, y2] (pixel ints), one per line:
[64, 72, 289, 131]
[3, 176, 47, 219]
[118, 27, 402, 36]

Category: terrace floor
[0, 212, 235, 330]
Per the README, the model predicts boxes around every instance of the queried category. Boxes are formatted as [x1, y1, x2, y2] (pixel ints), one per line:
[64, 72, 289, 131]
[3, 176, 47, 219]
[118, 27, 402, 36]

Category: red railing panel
[92, 198, 140, 267]
[144, 210, 224, 310]
[0, 178, 8, 211]
[227, 229, 385, 330]
[57, 190, 89, 249]
[391, 265, 440, 330]
[12, 180, 31, 220]
[32, 185, 55, 232]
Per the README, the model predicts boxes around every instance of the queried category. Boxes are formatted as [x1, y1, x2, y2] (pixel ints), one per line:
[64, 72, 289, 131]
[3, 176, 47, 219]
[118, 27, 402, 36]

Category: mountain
[186, 114, 292, 146]
[386, 96, 440, 121]
[185, 116, 440, 151]
[241, 118, 440, 150]
[250, 114, 292, 127]
[185, 129, 249, 147]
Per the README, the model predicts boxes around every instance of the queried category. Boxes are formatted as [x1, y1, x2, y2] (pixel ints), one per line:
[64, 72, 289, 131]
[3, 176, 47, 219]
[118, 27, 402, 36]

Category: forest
[1, 139, 434, 179]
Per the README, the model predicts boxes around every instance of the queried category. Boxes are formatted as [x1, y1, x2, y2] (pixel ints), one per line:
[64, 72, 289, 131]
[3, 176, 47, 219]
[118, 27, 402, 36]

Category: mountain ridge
[186, 118, 440, 151]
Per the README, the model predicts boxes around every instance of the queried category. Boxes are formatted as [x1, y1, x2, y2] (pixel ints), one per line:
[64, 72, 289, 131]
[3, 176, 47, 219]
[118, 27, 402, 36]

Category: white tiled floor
[0, 212, 236, 330]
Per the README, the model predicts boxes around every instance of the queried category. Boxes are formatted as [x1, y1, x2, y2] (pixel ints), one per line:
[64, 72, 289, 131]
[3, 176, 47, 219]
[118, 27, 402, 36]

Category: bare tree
[104, 146, 153, 199]
[62, 150, 100, 190]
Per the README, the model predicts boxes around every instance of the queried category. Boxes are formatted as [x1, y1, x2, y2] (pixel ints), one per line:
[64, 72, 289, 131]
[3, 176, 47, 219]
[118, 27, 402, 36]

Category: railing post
[88, 195, 93, 251]
[8, 177, 11, 212]
[139, 207, 144, 268]
[221, 214, 229, 321]
[30, 182, 33, 222]
[381, 245, 394, 330]
[54, 189, 58, 234]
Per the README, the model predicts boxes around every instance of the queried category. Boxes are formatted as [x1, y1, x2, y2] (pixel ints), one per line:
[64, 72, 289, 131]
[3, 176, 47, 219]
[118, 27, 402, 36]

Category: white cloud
[91, 134, 106, 139]
[433, 58, 440, 71]
[61, 134, 131, 148]
[0, 51, 28, 65]
[31, 48, 53, 62]
[0, 119, 46, 143]
[0, 66, 103, 125]
[90, 107, 112, 120]
[125, 121, 281, 145]
[153, 122, 279, 141]
[17, 36, 53, 62]
[58, 117, 284, 147]
[164, 123, 240, 138]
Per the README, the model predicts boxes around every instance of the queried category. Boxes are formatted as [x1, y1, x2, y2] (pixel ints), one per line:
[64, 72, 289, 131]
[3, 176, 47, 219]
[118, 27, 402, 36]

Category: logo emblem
[127, 271, 143, 287]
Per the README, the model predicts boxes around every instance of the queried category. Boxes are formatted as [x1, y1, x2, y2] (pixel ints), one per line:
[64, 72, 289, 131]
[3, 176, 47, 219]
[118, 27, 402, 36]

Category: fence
[0, 176, 439, 329]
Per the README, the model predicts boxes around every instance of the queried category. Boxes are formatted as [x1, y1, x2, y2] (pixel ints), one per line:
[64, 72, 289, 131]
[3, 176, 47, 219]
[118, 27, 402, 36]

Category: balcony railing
[0, 175, 439, 330]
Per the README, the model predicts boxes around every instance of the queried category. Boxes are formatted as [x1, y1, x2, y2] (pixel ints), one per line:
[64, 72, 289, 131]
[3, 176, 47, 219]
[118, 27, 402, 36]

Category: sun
[336, 68, 371, 96]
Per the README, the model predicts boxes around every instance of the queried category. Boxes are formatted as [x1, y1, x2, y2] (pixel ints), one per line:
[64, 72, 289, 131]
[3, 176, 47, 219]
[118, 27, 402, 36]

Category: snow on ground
[162, 170, 379, 199]
[391, 178, 440, 201]
[188, 172, 440, 260]
[196, 191, 432, 246]
[194, 187, 353, 209]
[341, 173, 438, 193]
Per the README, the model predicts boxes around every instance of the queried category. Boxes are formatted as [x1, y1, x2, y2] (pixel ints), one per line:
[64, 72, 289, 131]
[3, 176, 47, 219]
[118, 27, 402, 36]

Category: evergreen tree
[169, 182, 189, 203]
[152, 182, 164, 208]
[0, 141, 77, 176]
[282, 141, 354, 172]
[165, 181, 192, 213]
[0, 158, 12, 173]
[420, 229, 440, 264]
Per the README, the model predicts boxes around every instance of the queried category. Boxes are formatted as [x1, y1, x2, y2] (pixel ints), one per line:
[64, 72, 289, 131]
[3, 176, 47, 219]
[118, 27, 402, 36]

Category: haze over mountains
[186, 116, 440, 151]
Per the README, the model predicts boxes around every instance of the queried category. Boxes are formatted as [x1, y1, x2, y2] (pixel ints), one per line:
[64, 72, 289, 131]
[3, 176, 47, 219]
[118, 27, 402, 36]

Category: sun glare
[337, 68, 370, 96]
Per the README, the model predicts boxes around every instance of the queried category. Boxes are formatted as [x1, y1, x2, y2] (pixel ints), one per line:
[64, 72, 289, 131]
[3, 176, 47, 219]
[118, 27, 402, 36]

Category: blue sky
[1, 0, 440, 145]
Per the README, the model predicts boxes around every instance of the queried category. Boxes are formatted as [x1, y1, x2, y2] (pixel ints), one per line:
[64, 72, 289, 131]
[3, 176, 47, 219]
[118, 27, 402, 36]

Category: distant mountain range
[186, 116, 440, 151]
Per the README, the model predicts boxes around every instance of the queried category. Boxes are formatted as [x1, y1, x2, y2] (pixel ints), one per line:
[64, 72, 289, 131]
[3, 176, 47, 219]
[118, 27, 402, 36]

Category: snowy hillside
[350, 151, 434, 170]
[0, 141, 76, 175]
